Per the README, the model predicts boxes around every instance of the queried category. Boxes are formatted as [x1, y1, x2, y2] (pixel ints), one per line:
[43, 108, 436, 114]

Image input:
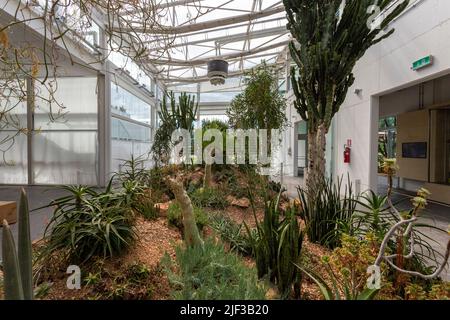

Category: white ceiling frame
[144, 40, 289, 66]
[118, 6, 285, 34]
[152, 26, 287, 51]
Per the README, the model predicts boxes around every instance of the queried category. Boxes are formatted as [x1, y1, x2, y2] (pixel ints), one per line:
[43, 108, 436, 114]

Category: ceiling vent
[207, 59, 229, 86]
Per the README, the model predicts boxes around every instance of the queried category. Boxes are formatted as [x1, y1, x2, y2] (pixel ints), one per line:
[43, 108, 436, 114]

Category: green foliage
[351, 190, 448, 288]
[84, 272, 102, 286]
[227, 62, 287, 132]
[33, 282, 52, 299]
[246, 192, 304, 299]
[297, 175, 357, 249]
[210, 214, 254, 256]
[404, 282, 450, 300]
[1, 188, 33, 300]
[167, 202, 208, 232]
[127, 262, 151, 285]
[39, 185, 136, 264]
[201, 119, 229, 164]
[134, 198, 158, 221]
[297, 234, 381, 300]
[190, 187, 229, 209]
[163, 239, 266, 300]
[114, 154, 149, 186]
[151, 91, 199, 164]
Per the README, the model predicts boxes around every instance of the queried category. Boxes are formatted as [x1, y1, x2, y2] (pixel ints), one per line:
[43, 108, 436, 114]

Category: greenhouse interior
[0, 0, 449, 305]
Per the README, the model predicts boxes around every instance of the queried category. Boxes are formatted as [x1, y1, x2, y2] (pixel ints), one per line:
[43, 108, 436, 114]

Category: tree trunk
[167, 178, 204, 248]
[203, 163, 212, 189]
[305, 123, 327, 190]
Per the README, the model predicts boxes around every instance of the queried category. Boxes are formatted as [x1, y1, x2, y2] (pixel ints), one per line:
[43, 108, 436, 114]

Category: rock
[232, 197, 250, 208]
[154, 201, 172, 217]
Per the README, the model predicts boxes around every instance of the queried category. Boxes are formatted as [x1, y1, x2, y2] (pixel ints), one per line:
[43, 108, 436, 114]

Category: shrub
[190, 187, 229, 209]
[38, 185, 136, 264]
[163, 239, 266, 300]
[210, 214, 254, 256]
[134, 197, 158, 220]
[298, 234, 382, 300]
[167, 202, 208, 232]
[298, 175, 357, 249]
[246, 193, 304, 299]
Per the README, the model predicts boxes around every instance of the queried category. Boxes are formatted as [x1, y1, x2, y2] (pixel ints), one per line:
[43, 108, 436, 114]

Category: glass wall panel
[111, 118, 151, 142]
[0, 132, 27, 184]
[33, 131, 98, 185]
[34, 78, 98, 130]
[0, 90, 27, 130]
[33, 77, 99, 185]
[111, 140, 151, 173]
[111, 83, 151, 125]
[110, 82, 152, 173]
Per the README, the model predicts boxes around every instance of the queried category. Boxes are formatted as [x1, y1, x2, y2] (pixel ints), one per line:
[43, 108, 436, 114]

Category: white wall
[334, 0, 450, 192]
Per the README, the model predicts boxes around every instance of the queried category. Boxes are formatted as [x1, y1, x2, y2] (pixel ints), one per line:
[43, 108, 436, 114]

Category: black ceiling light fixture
[207, 59, 229, 86]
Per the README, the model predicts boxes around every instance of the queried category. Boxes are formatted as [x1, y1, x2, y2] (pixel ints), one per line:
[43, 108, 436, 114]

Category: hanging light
[207, 59, 229, 86]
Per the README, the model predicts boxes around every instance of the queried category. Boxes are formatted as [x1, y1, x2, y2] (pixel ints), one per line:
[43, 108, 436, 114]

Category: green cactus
[284, 0, 409, 190]
[2, 220, 24, 300]
[18, 189, 33, 299]
[1, 188, 33, 300]
[151, 91, 199, 164]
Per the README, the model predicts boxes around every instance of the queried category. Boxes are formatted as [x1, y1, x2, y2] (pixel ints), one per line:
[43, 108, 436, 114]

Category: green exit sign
[412, 55, 433, 71]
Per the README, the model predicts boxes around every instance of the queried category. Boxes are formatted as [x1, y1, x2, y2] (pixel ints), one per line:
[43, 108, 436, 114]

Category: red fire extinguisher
[344, 144, 351, 164]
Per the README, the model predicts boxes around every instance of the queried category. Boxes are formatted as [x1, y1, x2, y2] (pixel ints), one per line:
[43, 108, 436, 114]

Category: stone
[232, 197, 250, 208]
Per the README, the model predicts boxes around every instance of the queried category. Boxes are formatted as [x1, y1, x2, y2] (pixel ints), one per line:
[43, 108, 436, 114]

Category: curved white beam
[117, 6, 285, 34]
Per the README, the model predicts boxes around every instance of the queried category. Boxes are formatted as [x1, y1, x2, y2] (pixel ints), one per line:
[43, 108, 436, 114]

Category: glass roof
[141, 0, 290, 89]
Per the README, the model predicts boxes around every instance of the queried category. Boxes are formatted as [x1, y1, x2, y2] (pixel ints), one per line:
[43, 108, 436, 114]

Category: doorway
[296, 121, 308, 177]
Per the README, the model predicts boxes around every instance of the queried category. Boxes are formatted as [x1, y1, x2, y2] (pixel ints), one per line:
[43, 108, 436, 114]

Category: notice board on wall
[402, 142, 428, 159]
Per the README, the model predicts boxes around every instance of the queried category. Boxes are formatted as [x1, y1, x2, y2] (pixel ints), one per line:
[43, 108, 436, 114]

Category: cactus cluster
[151, 91, 199, 164]
[1, 188, 33, 300]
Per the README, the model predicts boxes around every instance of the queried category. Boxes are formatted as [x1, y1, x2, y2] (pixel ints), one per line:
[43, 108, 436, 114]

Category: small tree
[227, 62, 288, 135]
[284, 0, 409, 189]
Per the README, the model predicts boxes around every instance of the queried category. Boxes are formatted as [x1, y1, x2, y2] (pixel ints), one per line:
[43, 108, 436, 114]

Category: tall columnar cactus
[152, 91, 199, 164]
[1, 188, 33, 300]
[283, 0, 409, 189]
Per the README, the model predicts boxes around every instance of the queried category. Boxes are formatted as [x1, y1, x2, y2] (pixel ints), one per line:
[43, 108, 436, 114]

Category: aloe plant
[2, 188, 33, 300]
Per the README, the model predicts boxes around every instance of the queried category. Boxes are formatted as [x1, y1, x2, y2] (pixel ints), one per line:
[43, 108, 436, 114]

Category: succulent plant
[1, 188, 33, 300]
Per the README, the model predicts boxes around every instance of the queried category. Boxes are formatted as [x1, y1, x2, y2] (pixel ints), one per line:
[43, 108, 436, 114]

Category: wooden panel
[0, 201, 17, 225]
[424, 183, 450, 205]
[396, 109, 429, 181]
